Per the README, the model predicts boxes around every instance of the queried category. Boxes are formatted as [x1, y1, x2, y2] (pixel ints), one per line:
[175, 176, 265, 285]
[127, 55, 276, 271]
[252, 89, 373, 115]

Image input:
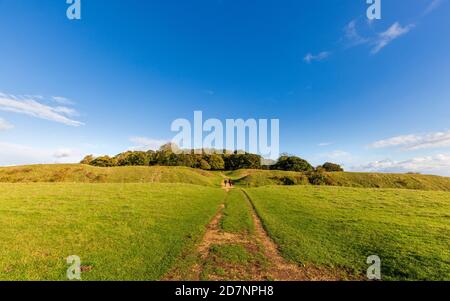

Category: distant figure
[229, 179, 233, 187]
[224, 179, 228, 187]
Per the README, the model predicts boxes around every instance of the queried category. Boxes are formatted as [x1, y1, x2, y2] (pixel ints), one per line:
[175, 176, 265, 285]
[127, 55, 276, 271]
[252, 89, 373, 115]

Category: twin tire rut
[166, 188, 346, 281]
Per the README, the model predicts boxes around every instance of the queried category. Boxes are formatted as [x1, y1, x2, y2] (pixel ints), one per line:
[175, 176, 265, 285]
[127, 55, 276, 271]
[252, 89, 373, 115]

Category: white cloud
[356, 154, 450, 176]
[129, 137, 168, 151]
[0, 118, 14, 131]
[52, 96, 75, 105]
[369, 130, 450, 151]
[344, 20, 369, 47]
[318, 142, 332, 147]
[371, 22, 414, 54]
[0, 142, 82, 166]
[424, 0, 443, 15]
[0, 94, 83, 126]
[303, 51, 331, 63]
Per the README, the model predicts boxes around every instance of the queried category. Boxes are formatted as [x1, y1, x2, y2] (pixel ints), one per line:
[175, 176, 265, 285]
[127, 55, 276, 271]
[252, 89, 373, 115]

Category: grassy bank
[0, 164, 222, 187]
[227, 169, 450, 191]
[246, 185, 450, 280]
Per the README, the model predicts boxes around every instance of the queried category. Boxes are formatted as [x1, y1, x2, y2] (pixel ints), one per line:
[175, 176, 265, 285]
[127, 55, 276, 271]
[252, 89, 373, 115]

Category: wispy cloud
[318, 142, 332, 147]
[369, 130, 450, 151]
[356, 154, 450, 176]
[0, 94, 83, 127]
[303, 51, 331, 63]
[344, 20, 369, 47]
[129, 137, 168, 151]
[424, 0, 444, 15]
[371, 22, 414, 54]
[0, 118, 14, 131]
[52, 96, 75, 105]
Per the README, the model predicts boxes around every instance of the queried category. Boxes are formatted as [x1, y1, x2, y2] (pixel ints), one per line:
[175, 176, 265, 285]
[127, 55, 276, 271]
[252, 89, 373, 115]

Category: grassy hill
[1, 164, 450, 191]
[0, 164, 222, 187]
[1, 164, 448, 280]
[226, 169, 450, 191]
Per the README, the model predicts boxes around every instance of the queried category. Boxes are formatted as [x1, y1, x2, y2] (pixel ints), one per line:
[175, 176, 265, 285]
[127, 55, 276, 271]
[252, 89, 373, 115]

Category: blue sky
[0, 0, 450, 175]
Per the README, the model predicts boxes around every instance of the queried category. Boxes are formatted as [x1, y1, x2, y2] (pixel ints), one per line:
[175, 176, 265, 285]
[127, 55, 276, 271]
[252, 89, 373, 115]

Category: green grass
[221, 190, 254, 234]
[1, 164, 449, 280]
[226, 169, 450, 191]
[0, 183, 224, 280]
[324, 172, 450, 191]
[246, 185, 450, 280]
[226, 170, 310, 187]
[0, 164, 222, 187]
[2, 164, 449, 191]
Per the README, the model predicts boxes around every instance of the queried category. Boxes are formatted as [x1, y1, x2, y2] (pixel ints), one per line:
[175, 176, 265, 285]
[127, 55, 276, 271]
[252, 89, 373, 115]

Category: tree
[320, 162, 344, 172]
[199, 159, 211, 170]
[272, 156, 313, 172]
[80, 155, 94, 165]
[207, 154, 225, 170]
[224, 153, 262, 170]
[90, 156, 116, 167]
[115, 151, 149, 166]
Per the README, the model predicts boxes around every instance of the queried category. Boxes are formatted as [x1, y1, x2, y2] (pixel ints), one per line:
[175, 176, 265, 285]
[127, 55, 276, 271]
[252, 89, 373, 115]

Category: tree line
[80, 143, 344, 173]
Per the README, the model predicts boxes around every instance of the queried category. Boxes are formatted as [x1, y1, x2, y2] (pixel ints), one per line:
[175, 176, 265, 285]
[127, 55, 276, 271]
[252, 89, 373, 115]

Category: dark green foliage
[90, 156, 116, 167]
[116, 151, 150, 166]
[281, 176, 296, 185]
[206, 154, 225, 170]
[307, 171, 328, 185]
[271, 156, 313, 172]
[224, 154, 261, 170]
[319, 162, 344, 172]
[85, 146, 319, 173]
[198, 159, 211, 170]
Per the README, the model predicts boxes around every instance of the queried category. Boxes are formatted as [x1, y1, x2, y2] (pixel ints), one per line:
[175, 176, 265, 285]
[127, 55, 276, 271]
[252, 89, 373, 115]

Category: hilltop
[1, 164, 450, 191]
[227, 169, 450, 191]
[0, 164, 222, 187]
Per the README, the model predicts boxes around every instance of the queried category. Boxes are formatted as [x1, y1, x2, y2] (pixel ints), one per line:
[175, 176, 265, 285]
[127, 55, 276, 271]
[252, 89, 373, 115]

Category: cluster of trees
[80, 144, 344, 172]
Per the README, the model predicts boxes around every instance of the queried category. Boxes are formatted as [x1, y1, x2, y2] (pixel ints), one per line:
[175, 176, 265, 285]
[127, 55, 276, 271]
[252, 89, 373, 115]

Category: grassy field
[0, 183, 224, 280]
[0, 164, 222, 187]
[245, 185, 450, 280]
[221, 189, 254, 234]
[1, 164, 449, 280]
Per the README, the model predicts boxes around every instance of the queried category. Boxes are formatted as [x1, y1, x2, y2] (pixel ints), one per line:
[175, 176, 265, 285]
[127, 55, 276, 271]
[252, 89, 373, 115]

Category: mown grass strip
[220, 189, 254, 234]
